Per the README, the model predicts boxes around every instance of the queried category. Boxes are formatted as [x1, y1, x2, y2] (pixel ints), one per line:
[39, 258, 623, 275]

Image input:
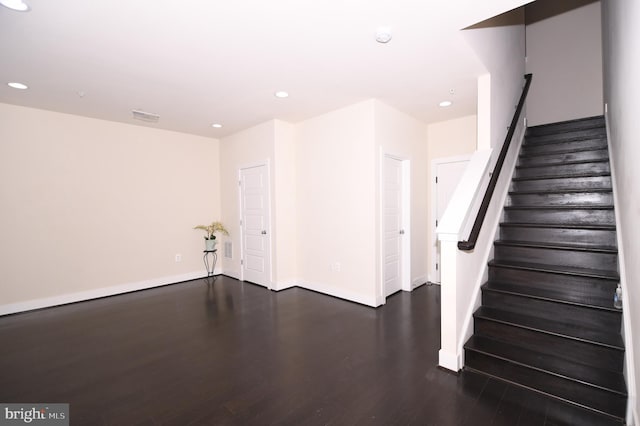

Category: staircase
[463, 116, 628, 423]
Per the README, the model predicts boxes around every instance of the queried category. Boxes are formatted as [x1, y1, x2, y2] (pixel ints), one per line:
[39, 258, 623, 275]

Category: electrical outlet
[175, 254, 182, 263]
[330, 262, 341, 272]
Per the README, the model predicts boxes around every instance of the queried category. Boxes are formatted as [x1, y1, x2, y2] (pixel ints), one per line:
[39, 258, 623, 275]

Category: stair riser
[474, 318, 624, 371]
[515, 162, 610, 179]
[522, 139, 607, 155]
[527, 118, 605, 137]
[504, 209, 615, 225]
[494, 245, 618, 271]
[465, 351, 626, 419]
[481, 291, 621, 330]
[526, 129, 607, 145]
[488, 265, 618, 299]
[499, 226, 617, 247]
[507, 192, 613, 207]
[518, 149, 609, 167]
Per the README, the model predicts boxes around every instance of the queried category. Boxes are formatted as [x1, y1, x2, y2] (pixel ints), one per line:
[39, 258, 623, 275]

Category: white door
[433, 158, 469, 283]
[240, 164, 271, 287]
[384, 156, 403, 297]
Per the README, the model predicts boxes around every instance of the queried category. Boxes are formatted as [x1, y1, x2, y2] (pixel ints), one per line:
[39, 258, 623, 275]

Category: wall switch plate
[175, 254, 182, 262]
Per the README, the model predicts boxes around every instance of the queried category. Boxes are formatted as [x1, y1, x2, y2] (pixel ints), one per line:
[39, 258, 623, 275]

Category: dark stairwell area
[463, 115, 627, 424]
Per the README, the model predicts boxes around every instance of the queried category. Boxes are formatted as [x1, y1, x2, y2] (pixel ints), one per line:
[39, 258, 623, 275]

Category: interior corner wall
[219, 120, 276, 282]
[463, 8, 526, 152]
[273, 120, 297, 289]
[295, 100, 378, 306]
[526, 1, 604, 126]
[601, 0, 640, 422]
[426, 115, 478, 283]
[373, 100, 429, 290]
[0, 103, 220, 313]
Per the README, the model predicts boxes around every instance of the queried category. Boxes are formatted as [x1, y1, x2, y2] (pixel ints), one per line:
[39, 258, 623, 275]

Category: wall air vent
[132, 109, 160, 123]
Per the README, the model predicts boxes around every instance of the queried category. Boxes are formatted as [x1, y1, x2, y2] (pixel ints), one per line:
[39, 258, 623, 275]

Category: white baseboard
[0, 271, 205, 316]
[438, 349, 460, 372]
[223, 271, 241, 280]
[271, 280, 296, 291]
[297, 280, 378, 307]
[2, 273, 388, 316]
[629, 397, 638, 426]
[412, 276, 427, 289]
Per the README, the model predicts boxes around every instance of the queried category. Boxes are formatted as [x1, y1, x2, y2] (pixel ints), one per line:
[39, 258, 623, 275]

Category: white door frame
[430, 154, 471, 284]
[238, 160, 273, 289]
[378, 151, 411, 305]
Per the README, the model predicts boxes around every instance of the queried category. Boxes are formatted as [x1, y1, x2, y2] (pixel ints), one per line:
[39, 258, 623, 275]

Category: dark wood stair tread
[513, 172, 611, 181]
[520, 146, 608, 158]
[524, 135, 607, 147]
[525, 129, 607, 141]
[472, 116, 626, 420]
[509, 188, 612, 195]
[482, 281, 620, 312]
[488, 259, 619, 280]
[465, 335, 627, 395]
[528, 115, 603, 126]
[465, 363, 626, 424]
[460, 370, 624, 426]
[516, 158, 609, 169]
[500, 222, 616, 230]
[474, 306, 624, 350]
[522, 139, 608, 152]
[504, 204, 613, 210]
[494, 240, 617, 253]
[526, 116, 604, 136]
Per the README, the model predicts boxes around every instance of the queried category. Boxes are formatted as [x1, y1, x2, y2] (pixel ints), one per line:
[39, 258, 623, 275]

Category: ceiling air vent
[132, 109, 160, 123]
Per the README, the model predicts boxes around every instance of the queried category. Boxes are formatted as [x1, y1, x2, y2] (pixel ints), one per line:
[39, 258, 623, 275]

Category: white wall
[273, 120, 297, 289]
[374, 100, 429, 295]
[427, 115, 478, 160]
[295, 100, 378, 306]
[439, 13, 526, 370]
[426, 115, 478, 282]
[464, 8, 527, 151]
[526, 1, 604, 126]
[602, 0, 640, 422]
[219, 120, 276, 282]
[0, 103, 220, 314]
[0, 97, 473, 314]
[219, 100, 427, 306]
[219, 119, 298, 290]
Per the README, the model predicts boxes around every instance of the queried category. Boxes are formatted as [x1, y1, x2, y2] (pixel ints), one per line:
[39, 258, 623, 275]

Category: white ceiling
[0, 0, 530, 138]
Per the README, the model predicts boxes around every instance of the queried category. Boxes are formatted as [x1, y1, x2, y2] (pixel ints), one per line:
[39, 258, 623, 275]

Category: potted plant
[194, 221, 229, 251]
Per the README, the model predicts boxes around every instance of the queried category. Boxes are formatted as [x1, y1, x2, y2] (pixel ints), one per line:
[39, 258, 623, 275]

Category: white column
[438, 235, 461, 371]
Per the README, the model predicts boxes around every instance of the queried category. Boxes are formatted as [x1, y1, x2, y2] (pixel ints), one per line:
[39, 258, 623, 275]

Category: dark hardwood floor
[0, 277, 618, 425]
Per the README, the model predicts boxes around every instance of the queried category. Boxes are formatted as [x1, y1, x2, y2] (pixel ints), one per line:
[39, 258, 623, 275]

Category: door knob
[261, 230, 267, 235]
[399, 229, 405, 235]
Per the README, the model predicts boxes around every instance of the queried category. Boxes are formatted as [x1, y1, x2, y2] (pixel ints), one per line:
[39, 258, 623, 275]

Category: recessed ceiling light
[439, 101, 453, 107]
[274, 91, 289, 98]
[0, 0, 30, 12]
[211, 123, 223, 128]
[7, 82, 28, 90]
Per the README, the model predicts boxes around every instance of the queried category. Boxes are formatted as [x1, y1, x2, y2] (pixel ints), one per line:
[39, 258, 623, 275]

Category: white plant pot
[205, 239, 217, 251]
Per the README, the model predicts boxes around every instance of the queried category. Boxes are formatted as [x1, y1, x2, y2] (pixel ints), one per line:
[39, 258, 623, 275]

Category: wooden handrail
[458, 73, 532, 251]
